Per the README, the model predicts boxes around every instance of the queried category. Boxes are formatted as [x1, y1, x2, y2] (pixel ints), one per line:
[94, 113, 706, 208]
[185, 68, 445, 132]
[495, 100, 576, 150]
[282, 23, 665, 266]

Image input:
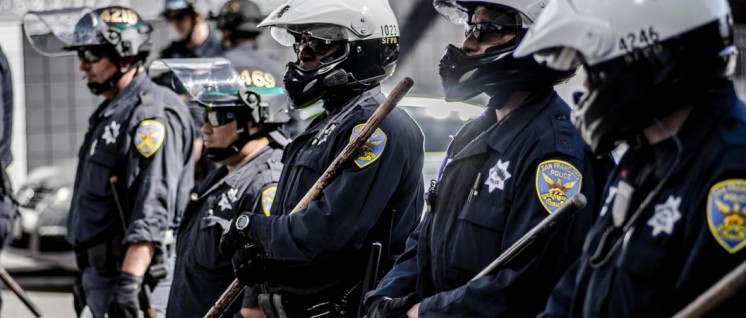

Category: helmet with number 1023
[515, 0, 737, 155]
[258, 0, 400, 108]
[434, 0, 576, 104]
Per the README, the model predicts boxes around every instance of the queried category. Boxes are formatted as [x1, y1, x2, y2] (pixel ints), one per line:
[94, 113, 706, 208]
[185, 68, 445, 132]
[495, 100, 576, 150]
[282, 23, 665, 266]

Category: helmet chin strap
[204, 121, 271, 162]
[87, 60, 142, 95]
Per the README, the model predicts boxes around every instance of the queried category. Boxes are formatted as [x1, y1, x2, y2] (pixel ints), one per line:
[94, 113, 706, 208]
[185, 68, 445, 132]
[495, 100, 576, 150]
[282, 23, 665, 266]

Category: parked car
[6, 96, 483, 271]
[10, 158, 77, 272]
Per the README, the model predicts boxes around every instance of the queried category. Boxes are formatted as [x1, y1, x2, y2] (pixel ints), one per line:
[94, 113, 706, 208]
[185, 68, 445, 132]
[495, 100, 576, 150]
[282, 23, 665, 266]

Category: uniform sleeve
[124, 106, 194, 245]
[537, 259, 580, 318]
[419, 153, 600, 317]
[250, 120, 422, 262]
[364, 213, 426, 304]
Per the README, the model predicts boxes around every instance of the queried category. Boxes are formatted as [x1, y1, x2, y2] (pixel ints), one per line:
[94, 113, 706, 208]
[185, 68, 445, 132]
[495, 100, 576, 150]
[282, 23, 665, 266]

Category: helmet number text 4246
[618, 26, 660, 53]
[240, 69, 276, 88]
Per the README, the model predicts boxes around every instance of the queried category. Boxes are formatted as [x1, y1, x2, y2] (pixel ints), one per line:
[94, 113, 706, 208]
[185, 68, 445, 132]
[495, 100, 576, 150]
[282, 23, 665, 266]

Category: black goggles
[77, 47, 106, 63]
[464, 22, 511, 42]
[203, 109, 238, 127]
[292, 34, 339, 56]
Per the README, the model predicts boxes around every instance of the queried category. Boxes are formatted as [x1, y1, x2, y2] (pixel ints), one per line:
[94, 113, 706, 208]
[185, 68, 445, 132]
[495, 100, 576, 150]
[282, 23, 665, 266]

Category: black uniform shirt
[246, 86, 425, 305]
[167, 145, 283, 318]
[369, 90, 610, 317]
[540, 82, 746, 318]
[67, 72, 195, 248]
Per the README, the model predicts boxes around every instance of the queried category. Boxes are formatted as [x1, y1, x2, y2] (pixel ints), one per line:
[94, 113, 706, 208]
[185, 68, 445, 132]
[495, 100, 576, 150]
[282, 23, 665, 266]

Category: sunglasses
[77, 48, 106, 63]
[464, 22, 511, 42]
[165, 11, 190, 22]
[292, 35, 339, 56]
[203, 109, 238, 127]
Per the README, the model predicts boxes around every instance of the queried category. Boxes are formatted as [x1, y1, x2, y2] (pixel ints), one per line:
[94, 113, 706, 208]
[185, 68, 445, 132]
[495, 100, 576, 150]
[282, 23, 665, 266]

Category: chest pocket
[191, 195, 233, 271]
[84, 146, 119, 198]
[282, 144, 329, 212]
[449, 194, 508, 276]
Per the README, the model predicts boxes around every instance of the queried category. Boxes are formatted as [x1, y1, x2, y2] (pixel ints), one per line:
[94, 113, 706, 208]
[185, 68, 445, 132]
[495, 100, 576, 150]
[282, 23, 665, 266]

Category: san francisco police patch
[707, 179, 746, 254]
[261, 186, 277, 217]
[350, 124, 387, 168]
[134, 120, 165, 158]
[536, 160, 582, 214]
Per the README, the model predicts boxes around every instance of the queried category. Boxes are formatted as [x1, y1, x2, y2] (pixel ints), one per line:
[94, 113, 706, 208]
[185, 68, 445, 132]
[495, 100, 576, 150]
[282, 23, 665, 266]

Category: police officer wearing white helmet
[218, 0, 425, 317]
[363, 0, 611, 317]
[514, 0, 746, 316]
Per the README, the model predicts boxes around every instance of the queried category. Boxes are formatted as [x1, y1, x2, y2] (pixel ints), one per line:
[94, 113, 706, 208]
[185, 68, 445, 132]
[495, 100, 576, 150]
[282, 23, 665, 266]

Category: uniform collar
[101, 72, 148, 118]
[486, 90, 554, 154]
[200, 146, 273, 198]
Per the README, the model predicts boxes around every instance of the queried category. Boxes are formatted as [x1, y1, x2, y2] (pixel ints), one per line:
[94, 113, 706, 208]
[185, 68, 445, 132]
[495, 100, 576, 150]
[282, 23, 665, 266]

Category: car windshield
[401, 102, 483, 152]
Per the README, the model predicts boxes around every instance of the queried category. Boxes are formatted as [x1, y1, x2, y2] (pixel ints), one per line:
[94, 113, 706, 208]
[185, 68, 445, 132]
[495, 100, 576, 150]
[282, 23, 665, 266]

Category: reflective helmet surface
[64, 6, 153, 59]
[258, 0, 400, 108]
[163, 0, 210, 17]
[149, 58, 290, 125]
[215, 0, 263, 34]
[515, 0, 735, 154]
[434, 0, 575, 103]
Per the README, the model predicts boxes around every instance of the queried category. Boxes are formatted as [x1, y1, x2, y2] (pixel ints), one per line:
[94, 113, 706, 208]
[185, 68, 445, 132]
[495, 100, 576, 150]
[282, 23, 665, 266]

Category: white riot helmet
[515, 0, 736, 155]
[434, 0, 575, 104]
[258, 0, 400, 108]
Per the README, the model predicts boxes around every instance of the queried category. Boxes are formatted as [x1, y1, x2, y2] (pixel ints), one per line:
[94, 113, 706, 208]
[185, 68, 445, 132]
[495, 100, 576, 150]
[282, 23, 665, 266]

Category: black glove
[366, 293, 420, 318]
[231, 244, 267, 286]
[220, 212, 253, 260]
[107, 272, 144, 318]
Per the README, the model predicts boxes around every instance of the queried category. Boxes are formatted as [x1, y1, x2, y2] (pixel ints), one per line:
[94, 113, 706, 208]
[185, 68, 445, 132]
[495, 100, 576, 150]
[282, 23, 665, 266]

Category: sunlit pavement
[0, 251, 77, 318]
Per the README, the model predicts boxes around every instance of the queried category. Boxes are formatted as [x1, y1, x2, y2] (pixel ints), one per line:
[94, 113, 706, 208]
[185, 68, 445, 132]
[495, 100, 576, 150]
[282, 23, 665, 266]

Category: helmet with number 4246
[515, 0, 737, 155]
[258, 0, 400, 108]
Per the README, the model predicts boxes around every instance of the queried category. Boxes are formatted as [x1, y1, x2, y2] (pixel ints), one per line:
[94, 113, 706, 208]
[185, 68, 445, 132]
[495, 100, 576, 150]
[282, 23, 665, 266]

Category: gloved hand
[220, 212, 253, 260]
[231, 244, 267, 286]
[107, 272, 144, 318]
[366, 293, 420, 318]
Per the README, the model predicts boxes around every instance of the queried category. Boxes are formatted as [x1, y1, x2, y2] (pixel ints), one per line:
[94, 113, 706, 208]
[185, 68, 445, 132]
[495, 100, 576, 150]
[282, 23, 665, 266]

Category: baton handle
[471, 193, 587, 281]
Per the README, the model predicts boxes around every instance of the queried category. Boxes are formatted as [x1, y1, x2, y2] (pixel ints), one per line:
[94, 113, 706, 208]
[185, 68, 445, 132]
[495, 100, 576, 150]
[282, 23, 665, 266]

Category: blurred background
[0, 0, 742, 317]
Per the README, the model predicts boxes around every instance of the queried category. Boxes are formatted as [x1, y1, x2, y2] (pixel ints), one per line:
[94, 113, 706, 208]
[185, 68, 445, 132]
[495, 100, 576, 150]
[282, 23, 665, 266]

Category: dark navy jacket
[367, 90, 610, 317]
[167, 145, 283, 318]
[539, 83, 746, 318]
[67, 72, 195, 249]
[0, 46, 12, 166]
[245, 86, 425, 307]
[160, 29, 223, 59]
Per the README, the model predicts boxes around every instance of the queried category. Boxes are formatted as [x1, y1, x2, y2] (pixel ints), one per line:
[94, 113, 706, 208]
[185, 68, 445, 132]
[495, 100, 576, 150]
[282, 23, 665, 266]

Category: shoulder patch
[707, 179, 746, 254]
[134, 120, 165, 158]
[260, 186, 277, 217]
[536, 160, 583, 214]
[350, 124, 387, 169]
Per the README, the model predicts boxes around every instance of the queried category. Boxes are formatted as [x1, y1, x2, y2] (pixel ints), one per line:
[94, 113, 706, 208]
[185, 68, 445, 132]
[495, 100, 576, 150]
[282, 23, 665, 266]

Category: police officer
[514, 0, 746, 316]
[64, 6, 195, 318]
[0, 44, 16, 312]
[160, 0, 223, 59]
[219, 0, 425, 316]
[162, 58, 289, 318]
[214, 0, 308, 139]
[364, 0, 611, 317]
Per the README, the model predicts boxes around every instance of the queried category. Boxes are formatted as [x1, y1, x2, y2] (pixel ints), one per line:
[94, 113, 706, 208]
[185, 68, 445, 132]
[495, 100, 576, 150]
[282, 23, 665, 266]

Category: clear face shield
[149, 57, 246, 107]
[23, 7, 92, 57]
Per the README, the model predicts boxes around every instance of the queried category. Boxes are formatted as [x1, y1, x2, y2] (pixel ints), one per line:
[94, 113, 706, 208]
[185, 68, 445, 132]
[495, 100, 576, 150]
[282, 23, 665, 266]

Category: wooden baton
[203, 77, 415, 318]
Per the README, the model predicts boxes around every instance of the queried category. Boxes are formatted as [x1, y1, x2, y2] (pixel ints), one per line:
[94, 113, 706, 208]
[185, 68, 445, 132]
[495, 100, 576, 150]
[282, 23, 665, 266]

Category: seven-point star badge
[647, 195, 682, 236]
[485, 159, 511, 193]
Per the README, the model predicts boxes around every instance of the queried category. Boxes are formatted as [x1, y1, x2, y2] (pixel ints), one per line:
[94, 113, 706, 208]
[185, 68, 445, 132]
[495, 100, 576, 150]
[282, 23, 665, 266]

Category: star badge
[485, 159, 511, 193]
[647, 195, 682, 236]
[102, 121, 120, 144]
